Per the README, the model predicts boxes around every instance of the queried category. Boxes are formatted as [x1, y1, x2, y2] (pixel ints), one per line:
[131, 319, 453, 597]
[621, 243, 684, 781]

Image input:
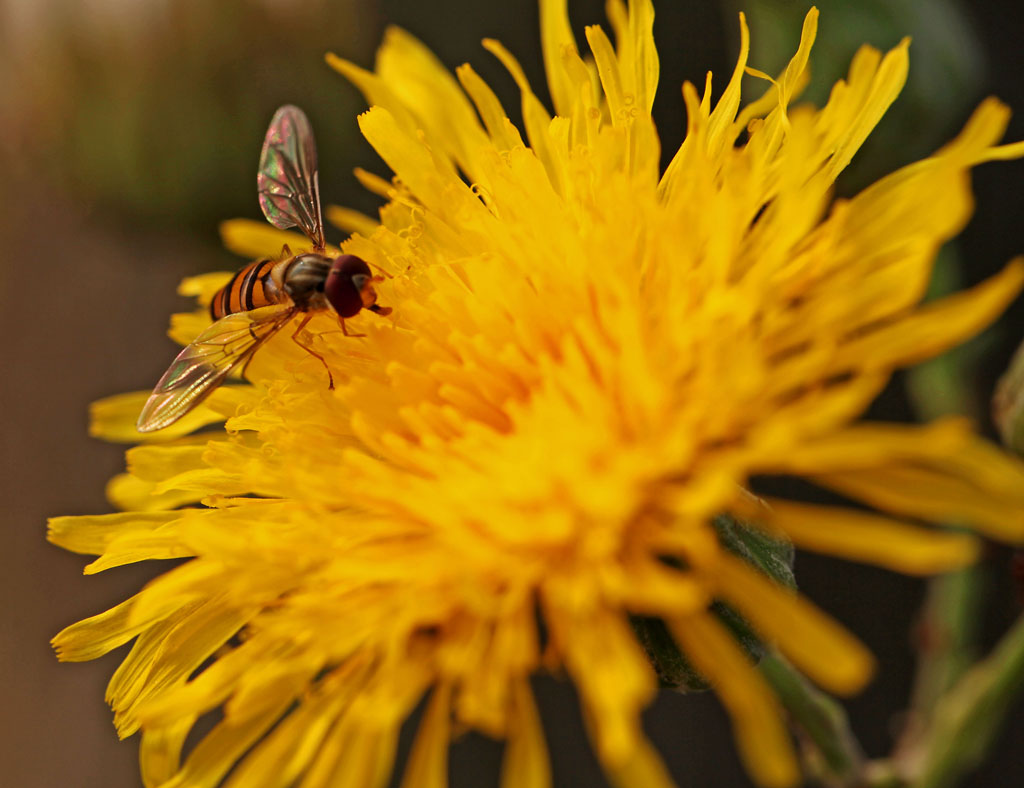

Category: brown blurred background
[2, 1, 1023, 786]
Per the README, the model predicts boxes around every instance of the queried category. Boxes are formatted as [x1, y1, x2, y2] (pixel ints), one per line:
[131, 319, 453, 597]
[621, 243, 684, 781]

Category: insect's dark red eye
[325, 255, 372, 317]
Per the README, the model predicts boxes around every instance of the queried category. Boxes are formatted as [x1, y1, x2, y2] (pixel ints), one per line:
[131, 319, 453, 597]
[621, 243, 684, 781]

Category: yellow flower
[52, 2, 1024, 787]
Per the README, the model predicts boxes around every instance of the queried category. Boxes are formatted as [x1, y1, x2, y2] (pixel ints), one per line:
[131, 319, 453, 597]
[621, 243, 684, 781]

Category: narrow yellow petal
[374, 27, 494, 180]
[712, 551, 875, 695]
[757, 418, 971, 474]
[400, 684, 451, 788]
[353, 167, 394, 199]
[110, 598, 252, 737]
[780, 8, 817, 106]
[483, 38, 563, 193]
[605, 0, 628, 45]
[327, 205, 379, 237]
[357, 106, 464, 212]
[52, 594, 148, 662]
[706, 12, 750, 159]
[219, 219, 333, 259]
[90, 391, 224, 443]
[105, 473, 204, 512]
[127, 442, 208, 482]
[602, 737, 677, 788]
[127, 559, 229, 626]
[625, 0, 658, 115]
[754, 497, 982, 575]
[168, 309, 210, 346]
[500, 680, 551, 788]
[138, 635, 291, 726]
[47, 511, 178, 555]
[309, 723, 400, 788]
[669, 613, 799, 788]
[223, 688, 345, 788]
[828, 259, 1024, 373]
[540, 0, 578, 117]
[547, 602, 654, 767]
[84, 528, 194, 574]
[814, 464, 1024, 542]
[936, 96, 1011, 161]
[178, 271, 234, 305]
[585, 25, 626, 128]
[140, 718, 194, 788]
[825, 38, 909, 180]
[159, 696, 293, 788]
[456, 63, 524, 151]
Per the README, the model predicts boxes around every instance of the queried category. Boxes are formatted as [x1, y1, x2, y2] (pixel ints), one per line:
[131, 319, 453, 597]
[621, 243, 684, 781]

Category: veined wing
[258, 105, 325, 251]
[137, 304, 297, 432]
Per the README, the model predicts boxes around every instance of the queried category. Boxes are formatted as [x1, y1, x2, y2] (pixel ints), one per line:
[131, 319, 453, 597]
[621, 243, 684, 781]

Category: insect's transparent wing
[258, 105, 325, 251]
[137, 305, 297, 432]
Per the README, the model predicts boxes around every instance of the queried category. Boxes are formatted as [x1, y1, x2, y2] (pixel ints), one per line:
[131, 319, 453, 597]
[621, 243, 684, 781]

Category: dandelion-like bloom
[53, 2, 1024, 786]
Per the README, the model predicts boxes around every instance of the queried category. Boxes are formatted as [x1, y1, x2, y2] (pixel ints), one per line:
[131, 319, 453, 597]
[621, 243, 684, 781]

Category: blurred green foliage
[7, 0, 376, 231]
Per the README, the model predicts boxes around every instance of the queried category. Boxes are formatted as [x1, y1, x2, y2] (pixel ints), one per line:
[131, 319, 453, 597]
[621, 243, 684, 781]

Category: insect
[137, 104, 391, 432]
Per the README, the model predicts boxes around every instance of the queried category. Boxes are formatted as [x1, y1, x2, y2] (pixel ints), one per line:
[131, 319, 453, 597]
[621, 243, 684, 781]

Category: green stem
[759, 652, 864, 786]
[900, 567, 982, 745]
[892, 612, 1024, 788]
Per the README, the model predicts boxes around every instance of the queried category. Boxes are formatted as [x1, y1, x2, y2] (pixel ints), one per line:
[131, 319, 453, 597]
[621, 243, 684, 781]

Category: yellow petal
[712, 551, 875, 695]
[90, 391, 225, 443]
[815, 460, 1024, 543]
[770, 498, 982, 574]
[52, 594, 148, 662]
[357, 106, 465, 213]
[159, 695, 292, 788]
[757, 418, 971, 474]
[585, 24, 626, 128]
[178, 271, 234, 305]
[540, 0, 578, 118]
[546, 601, 654, 767]
[400, 684, 451, 788]
[602, 737, 677, 788]
[223, 687, 345, 788]
[110, 598, 251, 737]
[140, 717, 194, 788]
[47, 511, 179, 555]
[219, 219, 336, 260]
[375, 27, 493, 180]
[500, 680, 551, 788]
[824, 38, 909, 181]
[669, 612, 799, 788]
[105, 473, 205, 512]
[84, 527, 194, 574]
[624, 0, 658, 115]
[327, 205, 379, 237]
[483, 37, 563, 193]
[456, 63, 524, 151]
[828, 259, 1024, 373]
[706, 12, 750, 159]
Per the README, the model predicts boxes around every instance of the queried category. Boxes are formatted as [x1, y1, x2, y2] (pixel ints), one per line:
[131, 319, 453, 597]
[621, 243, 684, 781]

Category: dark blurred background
[2, 1, 1023, 786]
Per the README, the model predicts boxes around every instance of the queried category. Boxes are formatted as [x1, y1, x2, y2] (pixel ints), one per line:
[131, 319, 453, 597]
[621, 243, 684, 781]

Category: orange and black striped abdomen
[210, 259, 278, 319]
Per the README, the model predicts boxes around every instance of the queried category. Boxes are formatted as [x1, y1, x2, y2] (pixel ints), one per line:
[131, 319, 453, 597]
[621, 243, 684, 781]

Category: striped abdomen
[210, 258, 282, 319]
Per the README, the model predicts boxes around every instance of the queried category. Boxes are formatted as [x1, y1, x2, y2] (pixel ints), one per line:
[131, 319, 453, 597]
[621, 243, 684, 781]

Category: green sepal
[632, 512, 795, 691]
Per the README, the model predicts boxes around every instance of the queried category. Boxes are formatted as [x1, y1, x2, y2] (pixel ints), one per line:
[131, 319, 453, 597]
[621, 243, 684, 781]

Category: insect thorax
[282, 253, 333, 310]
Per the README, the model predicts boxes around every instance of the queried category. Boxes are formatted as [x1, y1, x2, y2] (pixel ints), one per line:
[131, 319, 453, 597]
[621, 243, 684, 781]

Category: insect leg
[291, 314, 335, 389]
[338, 317, 365, 338]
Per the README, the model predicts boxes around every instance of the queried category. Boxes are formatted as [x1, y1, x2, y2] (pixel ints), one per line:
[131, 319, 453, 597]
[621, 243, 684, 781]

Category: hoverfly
[137, 105, 391, 432]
